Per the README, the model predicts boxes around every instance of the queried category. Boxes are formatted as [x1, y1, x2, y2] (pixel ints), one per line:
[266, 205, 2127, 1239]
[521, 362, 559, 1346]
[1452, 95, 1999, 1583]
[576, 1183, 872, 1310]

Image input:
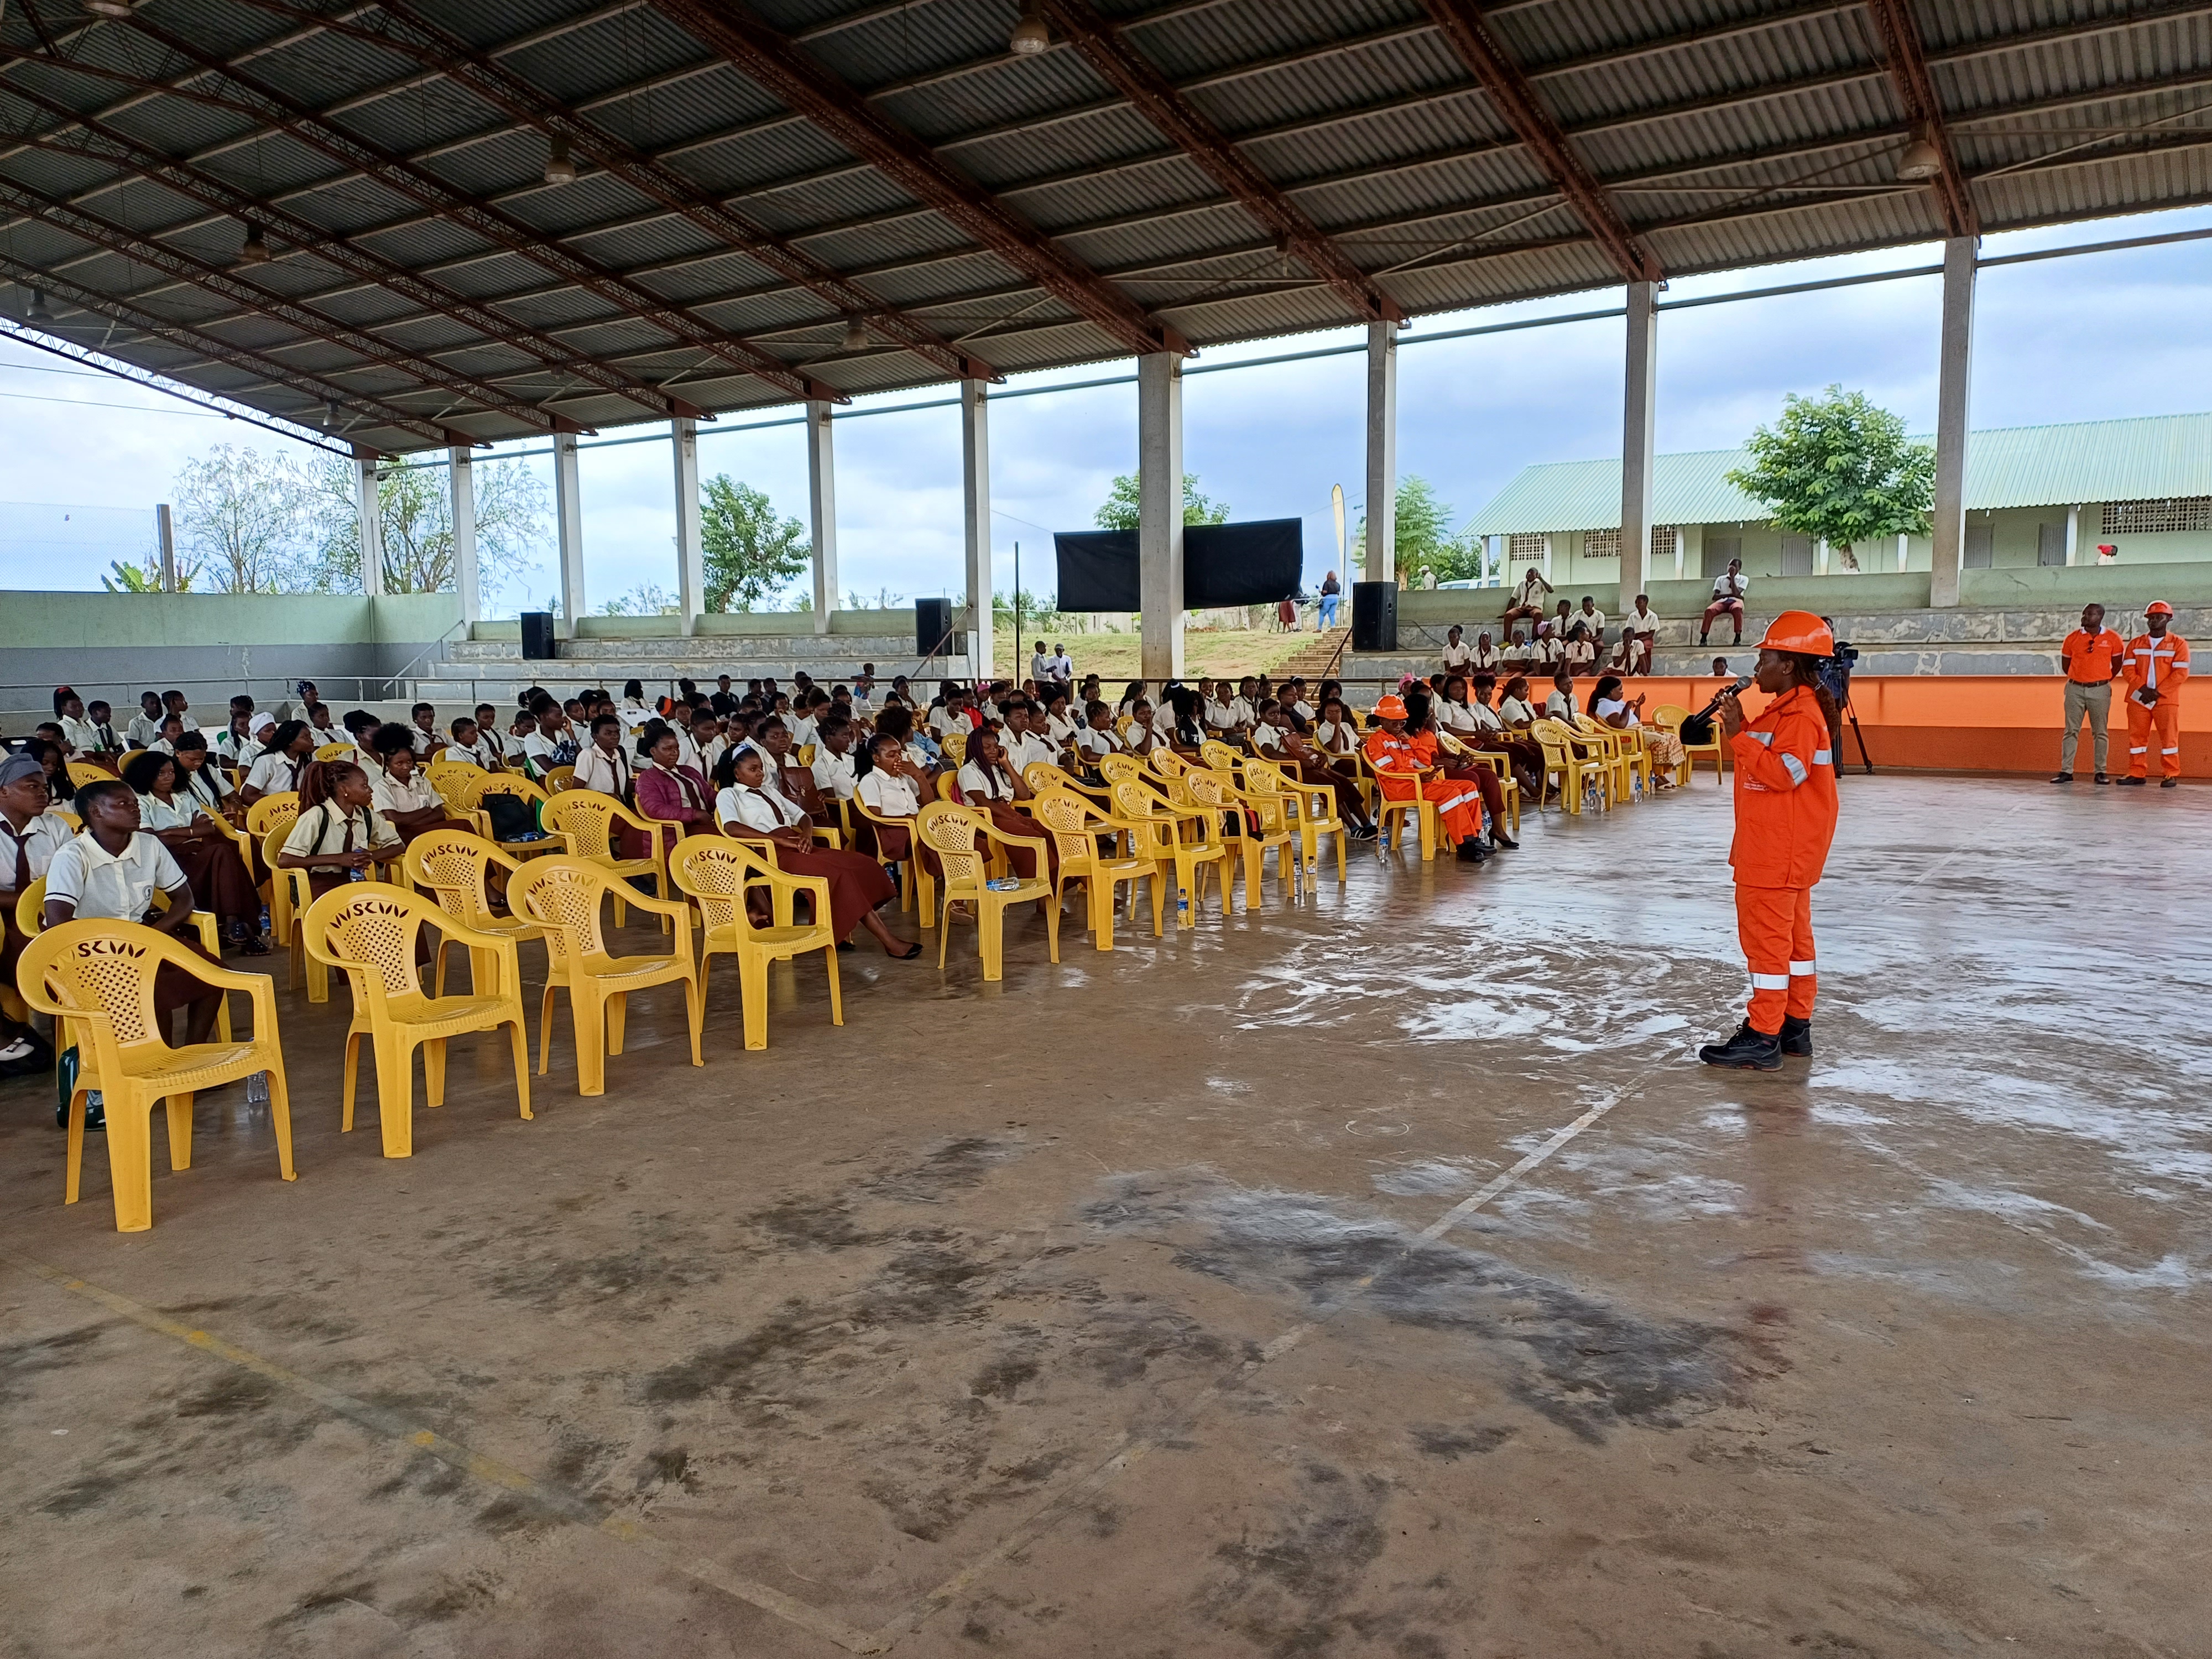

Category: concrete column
[1138, 352, 1185, 680]
[2064, 503, 2080, 566]
[449, 445, 479, 625]
[806, 399, 838, 634]
[961, 380, 994, 679]
[356, 456, 384, 598]
[1542, 535, 1553, 582]
[1364, 319, 1397, 583]
[155, 503, 176, 592]
[1929, 236, 1976, 608]
[552, 430, 585, 621]
[1619, 280, 1658, 614]
[1897, 532, 1909, 573]
[1672, 525, 1686, 582]
[671, 418, 705, 637]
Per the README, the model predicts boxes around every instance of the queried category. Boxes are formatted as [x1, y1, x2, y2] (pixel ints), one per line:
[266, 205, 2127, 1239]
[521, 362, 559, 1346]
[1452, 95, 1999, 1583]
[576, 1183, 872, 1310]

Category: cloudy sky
[6, 201, 2211, 613]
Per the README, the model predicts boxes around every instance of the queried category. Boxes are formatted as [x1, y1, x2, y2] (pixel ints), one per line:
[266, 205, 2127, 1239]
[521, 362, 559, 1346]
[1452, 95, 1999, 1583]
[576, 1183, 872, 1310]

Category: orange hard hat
[1758, 609, 1837, 656]
[1371, 694, 1408, 719]
[2146, 600, 2174, 617]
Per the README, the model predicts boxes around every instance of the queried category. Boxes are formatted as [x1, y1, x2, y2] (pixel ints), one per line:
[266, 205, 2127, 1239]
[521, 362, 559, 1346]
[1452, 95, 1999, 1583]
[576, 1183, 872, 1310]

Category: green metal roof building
[1464, 413, 2212, 588]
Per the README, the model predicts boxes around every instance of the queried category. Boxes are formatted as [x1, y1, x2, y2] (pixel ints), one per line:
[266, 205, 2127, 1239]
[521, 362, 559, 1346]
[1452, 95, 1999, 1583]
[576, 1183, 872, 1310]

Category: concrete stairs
[1276, 627, 1352, 681]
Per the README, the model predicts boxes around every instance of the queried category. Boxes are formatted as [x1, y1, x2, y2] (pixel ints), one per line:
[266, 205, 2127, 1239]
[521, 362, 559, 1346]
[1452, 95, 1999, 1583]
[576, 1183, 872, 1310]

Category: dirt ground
[2, 775, 2206, 1658]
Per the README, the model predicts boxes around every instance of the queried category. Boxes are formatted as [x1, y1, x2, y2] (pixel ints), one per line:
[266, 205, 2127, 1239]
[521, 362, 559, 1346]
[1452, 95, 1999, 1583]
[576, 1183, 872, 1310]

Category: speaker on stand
[520, 611, 556, 660]
[1350, 582, 1397, 653]
[915, 596, 957, 659]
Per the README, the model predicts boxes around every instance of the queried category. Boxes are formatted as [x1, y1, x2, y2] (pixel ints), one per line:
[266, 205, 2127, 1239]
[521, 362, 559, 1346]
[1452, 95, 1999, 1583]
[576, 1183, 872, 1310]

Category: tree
[1094, 472, 1230, 530]
[101, 556, 191, 593]
[1356, 475, 1480, 585]
[601, 581, 676, 616]
[173, 444, 315, 593]
[1725, 386, 1934, 570]
[701, 474, 809, 611]
[306, 453, 547, 598]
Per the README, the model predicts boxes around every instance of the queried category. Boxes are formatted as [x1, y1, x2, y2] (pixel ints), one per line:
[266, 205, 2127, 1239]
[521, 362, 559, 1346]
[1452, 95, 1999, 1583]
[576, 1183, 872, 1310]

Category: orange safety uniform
[1728, 685, 1840, 1034]
[2123, 629, 2190, 779]
[1364, 727, 1482, 845]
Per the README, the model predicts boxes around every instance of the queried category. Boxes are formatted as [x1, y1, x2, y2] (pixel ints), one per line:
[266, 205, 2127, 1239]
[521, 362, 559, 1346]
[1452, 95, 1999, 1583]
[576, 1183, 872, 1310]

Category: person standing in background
[2119, 601, 2190, 788]
[1318, 570, 1342, 630]
[2053, 602, 2125, 784]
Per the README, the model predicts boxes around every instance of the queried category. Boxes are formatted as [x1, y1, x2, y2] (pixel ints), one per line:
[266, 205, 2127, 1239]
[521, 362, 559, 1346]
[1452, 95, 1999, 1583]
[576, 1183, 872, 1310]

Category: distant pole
[155, 503, 176, 592]
[1013, 540, 1021, 670]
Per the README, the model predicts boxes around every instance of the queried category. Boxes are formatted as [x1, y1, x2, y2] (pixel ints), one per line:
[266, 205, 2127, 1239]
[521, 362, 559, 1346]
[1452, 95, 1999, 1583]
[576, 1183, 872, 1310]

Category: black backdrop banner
[1052, 518, 1305, 611]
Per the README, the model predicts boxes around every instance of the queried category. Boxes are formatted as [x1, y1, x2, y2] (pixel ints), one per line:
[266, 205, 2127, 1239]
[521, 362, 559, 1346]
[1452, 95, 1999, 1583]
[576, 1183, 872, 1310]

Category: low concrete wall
[470, 608, 920, 641]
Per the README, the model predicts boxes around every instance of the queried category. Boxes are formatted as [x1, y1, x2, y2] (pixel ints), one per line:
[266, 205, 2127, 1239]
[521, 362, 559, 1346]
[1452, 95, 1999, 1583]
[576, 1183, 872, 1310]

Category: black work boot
[1455, 838, 1489, 864]
[1778, 1016, 1812, 1057]
[1698, 1021, 1782, 1071]
[2049, 771, 2072, 783]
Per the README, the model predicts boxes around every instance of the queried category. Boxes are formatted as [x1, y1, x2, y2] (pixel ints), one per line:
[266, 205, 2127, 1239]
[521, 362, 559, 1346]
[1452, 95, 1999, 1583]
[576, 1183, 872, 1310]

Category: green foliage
[309, 453, 546, 597]
[601, 582, 676, 616]
[1725, 385, 1934, 561]
[701, 473, 809, 612]
[101, 557, 186, 593]
[1356, 475, 1481, 584]
[1094, 472, 1230, 530]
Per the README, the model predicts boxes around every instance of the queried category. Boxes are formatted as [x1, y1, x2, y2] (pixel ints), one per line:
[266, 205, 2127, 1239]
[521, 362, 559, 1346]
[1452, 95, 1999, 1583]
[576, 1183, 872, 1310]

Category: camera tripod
[1839, 684, 1874, 775]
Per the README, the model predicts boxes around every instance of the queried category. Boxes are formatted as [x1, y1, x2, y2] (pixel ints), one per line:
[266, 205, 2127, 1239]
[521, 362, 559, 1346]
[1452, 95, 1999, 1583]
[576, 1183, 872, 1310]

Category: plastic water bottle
[245, 1072, 270, 1108]
[985, 877, 1019, 892]
[1177, 885, 1190, 922]
[1584, 775, 1602, 815]
[347, 864, 368, 883]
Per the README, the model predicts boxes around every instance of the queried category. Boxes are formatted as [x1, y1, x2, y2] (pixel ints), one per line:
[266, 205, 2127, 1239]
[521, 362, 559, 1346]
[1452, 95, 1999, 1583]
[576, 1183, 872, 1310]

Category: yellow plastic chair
[1107, 776, 1223, 927]
[938, 729, 967, 766]
[1185, 767, 1296, 911]
[1531, 719, 1613, 815]
[1363, 753, 1441, 860]
[1198, 739, 1244, 774]
[66, 759, 112, 791]
[917, 800, 1057, 982]
[1437, 732, 1522, 838]
[1655, 704, 1723, 785]
[244, 791, 300, 843]
[17, 920, 293, 1234]
[1030, 788, 1160, 948]
[302, 885, 531, 1160]
[509, 857, 702, 1098]
[1243, 758, 1346, 891]
[425, 756, 484, 811]
[541, 791, 672, 931]
[541, 764, 578, 794]
[116, 748, 147, 773]
[851, 792, 932, 920]
[17, 878, 235, 1042]
[403, 827, 542, 997]
[667, 836, 841, 1051]
[1574, 713, 1647, 799]
[474, 774, 573, 862]
[315, 742, 356, 762]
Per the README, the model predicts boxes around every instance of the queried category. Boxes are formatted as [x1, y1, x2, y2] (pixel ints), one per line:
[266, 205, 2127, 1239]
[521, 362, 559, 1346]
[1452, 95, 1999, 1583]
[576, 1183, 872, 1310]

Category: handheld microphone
[1694, 675, 1755, 721]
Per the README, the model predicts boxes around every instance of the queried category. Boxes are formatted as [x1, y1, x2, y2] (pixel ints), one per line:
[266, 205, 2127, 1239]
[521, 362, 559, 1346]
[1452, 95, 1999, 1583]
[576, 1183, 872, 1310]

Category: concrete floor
[2, 774, 2207, 1659]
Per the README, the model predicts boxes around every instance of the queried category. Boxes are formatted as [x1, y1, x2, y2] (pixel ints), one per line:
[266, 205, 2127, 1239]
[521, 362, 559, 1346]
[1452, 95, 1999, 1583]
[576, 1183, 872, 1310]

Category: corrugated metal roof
[3, 0, 2211, 453]
[1466, 413, 2212, 535]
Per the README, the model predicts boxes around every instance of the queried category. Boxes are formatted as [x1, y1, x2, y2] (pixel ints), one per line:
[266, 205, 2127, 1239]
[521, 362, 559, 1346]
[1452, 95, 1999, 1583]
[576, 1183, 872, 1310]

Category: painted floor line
[2, 1251, 888, 1656]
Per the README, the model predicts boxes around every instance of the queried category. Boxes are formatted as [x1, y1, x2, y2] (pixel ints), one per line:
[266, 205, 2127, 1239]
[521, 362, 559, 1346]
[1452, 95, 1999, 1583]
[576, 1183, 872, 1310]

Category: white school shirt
[1314, 719, 1358, 753]
[1074, 726, 1120, 758]
[928, 705, 968, 737]
[1543, 690, 1575, 719]
[1623, 607, 1658, 638]
[616, 698, 655, 738]
[501, 728, 530, 760]
[59, 714, 107, 754]
[135, 790, 212, 832]
[213, 729, 262, 769]
[455, 733, 502, 770]
[1202, 698, 1237, 730]
[1577, 607, 1606, 637]
[1044, 711, 1079, 745]
[1250, 722, 1286, 753]
[521, 729, 575, 773]
[281, 801, 401, 858]
[243, 749, 305, 796]
[958, 760, 1015, 802]
[177, 763, 233, 812]
[370, 764, 442, 817]
[1499, 696, 1536, 727]
[0, 810, 77, 889]
[669, 727, 704, 773]
[1470, 645, 1501, 670]
[44, 831, 188, 922]
[697, 734, 729, 777]
[409, 723, 446, 756]
[1437, 700, 1482, 735]
[1003, 731, 1059, 774]
[811, 747, 857, 801]
[1712, 572, 1747, 601]
[718, 784, 807, 834]
[1512, 570, 1548, 608]
[126, 710, 168, 748]
[1441, 641, 1473, 671]
[1227, 696, 1258, 727]
[789, 713, 819, 747]
[857, 769, 920, 817]
[1467, 700, 1504, 734]
[1594, 697, 1642, 729]
[575, 744, 633, 798]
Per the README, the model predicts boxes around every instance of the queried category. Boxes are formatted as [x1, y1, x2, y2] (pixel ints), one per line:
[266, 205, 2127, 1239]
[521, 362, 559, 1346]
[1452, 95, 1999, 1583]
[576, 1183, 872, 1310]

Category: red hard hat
[1758, 609, 1836, 656]
[2146, 600, 2174, 617]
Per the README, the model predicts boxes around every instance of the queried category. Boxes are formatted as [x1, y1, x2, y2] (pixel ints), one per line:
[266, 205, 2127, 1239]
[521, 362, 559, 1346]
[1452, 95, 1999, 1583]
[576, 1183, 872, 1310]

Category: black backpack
[481, 791, 539, 841]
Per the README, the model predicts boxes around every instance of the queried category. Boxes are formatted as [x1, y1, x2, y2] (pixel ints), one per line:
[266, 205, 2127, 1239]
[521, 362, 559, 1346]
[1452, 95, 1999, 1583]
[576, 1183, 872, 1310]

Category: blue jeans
[1318, 594, 1339, 629]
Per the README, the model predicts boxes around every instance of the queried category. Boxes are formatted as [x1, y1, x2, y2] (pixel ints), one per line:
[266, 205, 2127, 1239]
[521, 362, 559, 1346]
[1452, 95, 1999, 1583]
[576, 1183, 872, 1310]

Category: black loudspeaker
[520, 611, 556, 660]
[916, 596, 954, 655]
[1351, 582, 1397, 652]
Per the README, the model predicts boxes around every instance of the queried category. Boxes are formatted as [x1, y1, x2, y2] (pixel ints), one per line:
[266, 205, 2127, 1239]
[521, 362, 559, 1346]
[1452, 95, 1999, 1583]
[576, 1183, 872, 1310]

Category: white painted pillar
[1897, 532, 1910, 573]
[1817, 538, 1830, 577]
[1138, 352, 1185, 680]
[1542, 535, 1553, 582]
[961, 380, 994, 679]
[1364, 319, 1397, 583]
[356, 456, 384, 598]
[671, 418, 705, 636]
[1619, 280, 1658, 614]
[449, 445, 479, 625]
[552, 430, 585, 620]
[1929, 236, 1976, 608]
[2064, 503, 2080, 566]
[1672, 525, 1686, 582]
[806, 399, 838, 633]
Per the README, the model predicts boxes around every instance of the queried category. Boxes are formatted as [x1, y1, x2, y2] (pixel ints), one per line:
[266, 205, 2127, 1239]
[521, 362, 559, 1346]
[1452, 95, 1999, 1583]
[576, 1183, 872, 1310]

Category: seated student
[240, 719, 316, 805]
[126, 691, 169, 750]
[714, 747, 915, 958]
[810, 716, 860, 805]
[854, 731, 931, 864]
[929, 686, 979, 737]
[999, 703, 1061, 777]
[43, 778, 227, 1047]
[956, 726, 1050, 879]
[615, 679, 654, 740]
[1040, 690, 1080, 749]
[1469, 631, 1503, 673]
[304, 701, 343, 747]
[504, 712, 536, 766]
[147, 714, 187, 757]
[1253, 701, 1375, 837]
[1543, 669, 1578, 721]
[1121, 698, 1171, 756]
[159, 688, 200, 735]
[693, 712, 729, 780]
[1459, 674, 1546, 797]
[1589, 674, 1686, 785]
[1402, 689, 1517, 851]
[465, 703, 509, 766]
[122, 749, 265, 952]
[447, 713, 502, 771]
[340, 708, 382, 765]
[55, 687, 111, 762]
[0, 751, 79, 1073]
[750, 716, 818, 816]
[1498, 675, 1540, 731]
[665, 701, 707, 773]
[874, 703, 938, 770]
[1563, 623, 1599, 675]
[521, 696, 580, 778]
[1617, 594, 1659, 675]
[1116, 680, 1147, 717]
[1441, 625, 1474, 672]
[575, 712, 635, 800]
[407, 702, 448, 757]
[1074, 700, 1124, 764]
[170, 733, 239, 825]
[276, 759, 405, 904]
[213, 707, 263, 771]
[634, 721, 717, 852]
[1199, 678, 1240, 735]
[1226, 676, 1261, 734]
[1361, 695, 1490, 863]
[1530, 622, 1563, 669]
[367, 724, 472, 846]
[1313, 696, 1361, 763]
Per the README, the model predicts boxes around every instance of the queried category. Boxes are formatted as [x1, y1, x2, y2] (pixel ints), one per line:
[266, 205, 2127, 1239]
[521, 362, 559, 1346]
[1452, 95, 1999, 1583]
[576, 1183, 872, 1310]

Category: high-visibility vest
[1728, 686, 1838, 889]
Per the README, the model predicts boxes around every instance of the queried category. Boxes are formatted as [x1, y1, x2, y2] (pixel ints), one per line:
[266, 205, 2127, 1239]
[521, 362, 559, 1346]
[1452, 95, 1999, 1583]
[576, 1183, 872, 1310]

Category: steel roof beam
[644, 0, 1185, 359]
[1865, 0, 1980, 238]
[1037, 0, 1400, 326]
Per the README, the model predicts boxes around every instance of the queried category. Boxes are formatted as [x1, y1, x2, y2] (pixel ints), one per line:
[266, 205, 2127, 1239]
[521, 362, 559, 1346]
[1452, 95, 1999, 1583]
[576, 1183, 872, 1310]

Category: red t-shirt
[2062, 628, 2125, 684]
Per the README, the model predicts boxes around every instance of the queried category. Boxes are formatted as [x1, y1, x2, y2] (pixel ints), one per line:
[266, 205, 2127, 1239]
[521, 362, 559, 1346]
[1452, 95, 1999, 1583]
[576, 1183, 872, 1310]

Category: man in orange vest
[1363, 695, 1489, 861]
[2119, 601, 2189, 787]
[2053, 601, 2125, 784]
[1699, 611, 1842, 1072]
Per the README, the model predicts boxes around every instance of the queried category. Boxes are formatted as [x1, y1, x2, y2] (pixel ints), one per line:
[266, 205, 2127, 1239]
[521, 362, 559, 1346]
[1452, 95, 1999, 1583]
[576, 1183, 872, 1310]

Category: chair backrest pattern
[917, 802, 986, 889]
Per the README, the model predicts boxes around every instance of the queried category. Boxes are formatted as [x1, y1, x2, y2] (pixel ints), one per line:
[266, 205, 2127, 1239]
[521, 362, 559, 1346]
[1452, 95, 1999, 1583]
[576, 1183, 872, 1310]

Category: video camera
[1817, 641, 1859, 705]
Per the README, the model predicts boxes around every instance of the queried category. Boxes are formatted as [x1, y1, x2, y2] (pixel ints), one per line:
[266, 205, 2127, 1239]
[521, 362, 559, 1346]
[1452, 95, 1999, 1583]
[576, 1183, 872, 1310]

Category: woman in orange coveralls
[1698, 611, 1842, 1072]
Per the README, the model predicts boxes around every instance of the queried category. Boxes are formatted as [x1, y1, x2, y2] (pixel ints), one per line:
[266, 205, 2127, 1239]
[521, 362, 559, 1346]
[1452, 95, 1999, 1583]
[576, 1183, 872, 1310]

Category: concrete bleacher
[422, 630, 949, 709]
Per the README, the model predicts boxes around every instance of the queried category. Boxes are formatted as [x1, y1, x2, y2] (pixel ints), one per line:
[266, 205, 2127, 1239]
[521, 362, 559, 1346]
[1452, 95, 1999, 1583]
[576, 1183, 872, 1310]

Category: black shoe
[2050, 772, 2072, 784]
[2118, 776, 2147, 787]
[1492, 830, 1520, 850]
[2095, 773, 2111, 785]
[1778, 1016, 1812, 1058]
[2163, 777, 2179, 789]
[1698, 1021, 1782, 1071]
[1455, 840, 1489, 863]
